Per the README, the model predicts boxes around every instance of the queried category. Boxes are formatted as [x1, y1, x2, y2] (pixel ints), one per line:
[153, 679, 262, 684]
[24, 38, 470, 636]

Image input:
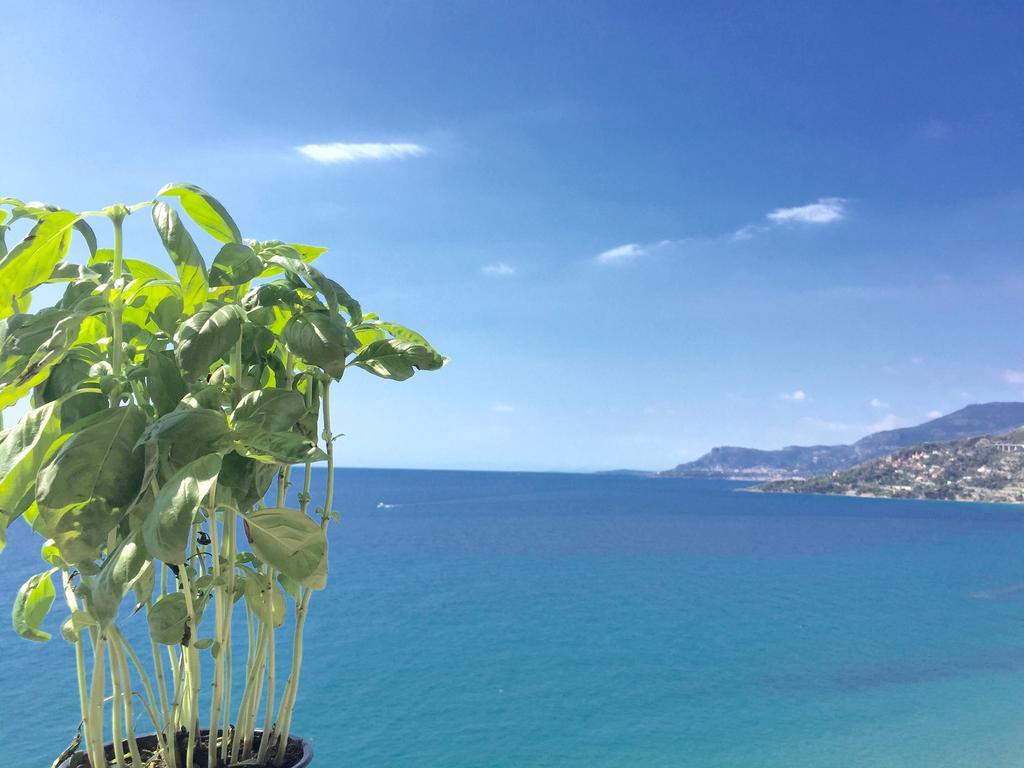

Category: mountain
[755, 428, 1024, 503]
[661, 402, 1024, 480]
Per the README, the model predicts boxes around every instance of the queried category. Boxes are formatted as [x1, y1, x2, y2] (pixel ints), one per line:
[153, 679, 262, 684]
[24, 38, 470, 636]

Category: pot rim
[56, 730, 313, 768]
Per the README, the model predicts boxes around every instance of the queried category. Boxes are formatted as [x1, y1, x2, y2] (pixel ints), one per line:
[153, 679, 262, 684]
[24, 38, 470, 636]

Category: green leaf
[40, 539, 67, 568]
[283, 311, 356, 379]
[152, 202, 209, 313]
[123, 260, 175, 283]
[229, 389, 307, 434]
[242, 507, 327, 584]
[374, 320, 432, 347]
[132, 561, 155, 607]
[350, 338, 447, 381]
[142, 454, 221, 564]
[174, 303, 245, 381]
[0, 310, 91, 409]
[60, 610, 97, 643]
[89, 534, 149, 628]
[137, 408, 231, 466]
[0, 400, 63, 535]
[217, 451, 277, 510]
[34, 499, 119, 566]
[157, 183, 242, 244]
[242, 570, 286, 628]
[209, 243, 262, 287]
[145, 350, 187, 415]
[12, 570, 56, 642]
[73, 219, 98, 258]
[148, 592, 190, 645]
[39, 351, 93, 402]
[0, 211, 81, 317]
[236, 431, 327, 465]
[36, 405, 147, 511]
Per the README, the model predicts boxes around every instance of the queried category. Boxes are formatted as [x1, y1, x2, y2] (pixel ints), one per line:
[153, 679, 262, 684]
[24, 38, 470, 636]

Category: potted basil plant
[0, 183, 445, 768]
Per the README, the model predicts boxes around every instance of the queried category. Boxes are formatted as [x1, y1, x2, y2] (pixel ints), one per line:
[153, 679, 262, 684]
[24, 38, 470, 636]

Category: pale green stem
[109, 640, 126, 767]
[88, 636, 108, 768]
[207, 510, 224, 768]
[109, 211, 125, 405]
[113, 627, 171, 767]
[148, 618, 175, 768]
[179, 566, 201, 768]
[233, 611, 268, 762]
[220, 507, 237, 762]
[109, 639, 143, 766]
[255, 568, 277, 764]
[273, 381, 335, 762]
[230, 606, 257, 762]
[64, 573, 103, 768]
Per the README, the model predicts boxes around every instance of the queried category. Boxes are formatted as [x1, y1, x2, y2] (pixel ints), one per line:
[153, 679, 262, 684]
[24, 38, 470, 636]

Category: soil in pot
[61, 731, 308, 768]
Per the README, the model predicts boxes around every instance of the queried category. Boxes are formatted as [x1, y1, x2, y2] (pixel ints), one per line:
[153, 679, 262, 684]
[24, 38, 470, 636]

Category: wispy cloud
[595, 239, 674, 265]
[767, 197, 847, 225]
[780, 390, 807, 402]
[597, 243, 646, 265]
[296, 142, 428, 164]
[604, 197, 847, 258]
[482, 262, 516, 277]
[733, 197, 848, 240]
[492, 403, 516, 413]
[1003, 370, 1024, 384]
[926, 409, 943, 419]
[870, 398, 889, 409]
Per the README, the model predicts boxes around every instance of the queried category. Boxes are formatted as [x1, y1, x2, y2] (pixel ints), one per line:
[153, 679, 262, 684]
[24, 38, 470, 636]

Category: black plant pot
[56, 730, 313, 768]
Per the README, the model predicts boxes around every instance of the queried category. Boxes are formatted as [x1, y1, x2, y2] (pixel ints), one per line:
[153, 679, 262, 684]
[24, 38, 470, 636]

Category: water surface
[3, 470, 1024, 767]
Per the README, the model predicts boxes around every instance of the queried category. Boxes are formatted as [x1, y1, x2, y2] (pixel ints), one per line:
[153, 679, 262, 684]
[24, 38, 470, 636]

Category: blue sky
[3, 1, 1023, 471]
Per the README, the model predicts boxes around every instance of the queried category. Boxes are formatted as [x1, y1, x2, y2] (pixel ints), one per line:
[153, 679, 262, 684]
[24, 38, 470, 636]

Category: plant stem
[232, 610, 267, 762]
[109, 638, 143, 767]
[109, 638, 127, 767]
[220, 507, 237, 763]
[206, 493, 227, 768]
[64, 573, 104, 768]
[255, 568, 277, 764]
[113, 627, 170, 766]
[179, 566, 201, 768]
[88, 636, 107, 768]
[273, 380, 335, 762]
[108, 210, 126, 405]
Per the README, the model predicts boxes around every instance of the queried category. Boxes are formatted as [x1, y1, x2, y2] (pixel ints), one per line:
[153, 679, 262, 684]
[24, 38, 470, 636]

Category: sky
[2, 1, 1023, 471]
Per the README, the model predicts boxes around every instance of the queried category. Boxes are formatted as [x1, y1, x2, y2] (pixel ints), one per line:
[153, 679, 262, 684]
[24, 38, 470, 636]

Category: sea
[3, 469, 1024, 767]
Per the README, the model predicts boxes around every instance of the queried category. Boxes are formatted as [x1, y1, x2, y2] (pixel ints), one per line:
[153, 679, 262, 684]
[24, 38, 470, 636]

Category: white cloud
[731, 225, 761, 241]
[1003, 370, 1024, 384]
[766, 197, 846, 225]
[492, 403, 516, 413]
[482, 262, 516, 277]
[870, 398, 888, 409]
[927, 409, 943, 419]
[780, 390, 807, 402]
[597, 243, 646, 264]
[296, 142, 428, 164]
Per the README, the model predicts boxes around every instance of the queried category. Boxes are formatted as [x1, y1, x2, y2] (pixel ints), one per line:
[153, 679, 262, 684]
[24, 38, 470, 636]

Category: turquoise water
[4, 470, 1024, 766]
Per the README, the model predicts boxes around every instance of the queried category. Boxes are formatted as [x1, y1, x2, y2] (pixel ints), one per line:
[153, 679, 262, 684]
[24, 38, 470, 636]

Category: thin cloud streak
[597, 243, 646, 264]
[767, 197, 847, 224]
[605, 197, 848, 258]
[296, 142, 428, 163]
[482, 262, 516, 277]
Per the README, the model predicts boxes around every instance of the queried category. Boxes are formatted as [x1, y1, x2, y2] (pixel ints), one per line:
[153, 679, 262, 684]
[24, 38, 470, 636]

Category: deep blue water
[4, 470, 1024, 766]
